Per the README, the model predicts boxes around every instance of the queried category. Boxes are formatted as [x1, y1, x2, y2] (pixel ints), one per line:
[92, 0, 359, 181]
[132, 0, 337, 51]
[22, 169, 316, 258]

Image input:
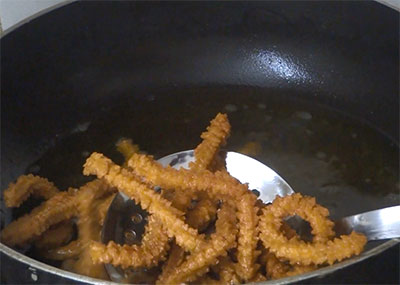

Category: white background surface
[0, 0, 66, 31]
[0, 0, 399, 32]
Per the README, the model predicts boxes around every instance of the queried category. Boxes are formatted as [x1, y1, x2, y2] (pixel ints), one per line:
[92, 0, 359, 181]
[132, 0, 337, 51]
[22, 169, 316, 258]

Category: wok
[1, 1, 399, 284]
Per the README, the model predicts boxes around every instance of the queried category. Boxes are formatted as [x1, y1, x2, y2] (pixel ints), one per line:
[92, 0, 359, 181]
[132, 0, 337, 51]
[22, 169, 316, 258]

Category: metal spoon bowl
[102, 150, 400, 283]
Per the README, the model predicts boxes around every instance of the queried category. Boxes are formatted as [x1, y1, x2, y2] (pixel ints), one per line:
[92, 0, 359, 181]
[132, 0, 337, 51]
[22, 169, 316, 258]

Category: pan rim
[1, 237, 399, 284]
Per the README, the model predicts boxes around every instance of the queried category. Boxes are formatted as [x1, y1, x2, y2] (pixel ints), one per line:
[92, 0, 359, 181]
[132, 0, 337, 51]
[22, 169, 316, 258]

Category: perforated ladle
[102, 150, 400, 282]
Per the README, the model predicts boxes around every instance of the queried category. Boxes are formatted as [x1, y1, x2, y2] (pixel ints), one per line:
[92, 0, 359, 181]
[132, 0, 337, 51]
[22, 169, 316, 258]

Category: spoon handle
[334, 205, 400, 241]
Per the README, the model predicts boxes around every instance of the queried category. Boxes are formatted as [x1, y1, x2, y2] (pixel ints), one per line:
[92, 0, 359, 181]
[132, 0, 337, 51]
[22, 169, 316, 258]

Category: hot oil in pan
[22, 87, 398, 266]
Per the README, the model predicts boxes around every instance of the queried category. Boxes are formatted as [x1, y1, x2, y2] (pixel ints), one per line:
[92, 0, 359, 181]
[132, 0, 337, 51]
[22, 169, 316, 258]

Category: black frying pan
[1, 1, 399, 284]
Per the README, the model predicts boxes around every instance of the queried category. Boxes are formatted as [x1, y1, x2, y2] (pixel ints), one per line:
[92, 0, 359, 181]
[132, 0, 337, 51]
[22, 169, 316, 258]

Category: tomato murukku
[236, 193, 260, 281]
[72, 179, 114, 278]
[265, 251, 316, 280]
[83, 153, 205, 253]
[157, 203, 237, 284]
[116, 138, 140, 162]
[1, 190, 77, 247]
[127, 153, 247, 200]
[259, 193, 367, 266]
[190, 113, 230, 171]
[3, 174, 60, 208]
[90, 215, 169, 269]
[213, 256, 241, 284]
[1, 112, 370, 283]
[34, 220, 74, 250]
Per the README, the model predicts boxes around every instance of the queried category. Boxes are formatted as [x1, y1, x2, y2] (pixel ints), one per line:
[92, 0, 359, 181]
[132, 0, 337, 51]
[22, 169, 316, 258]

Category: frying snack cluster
[1, 113, 367, 284]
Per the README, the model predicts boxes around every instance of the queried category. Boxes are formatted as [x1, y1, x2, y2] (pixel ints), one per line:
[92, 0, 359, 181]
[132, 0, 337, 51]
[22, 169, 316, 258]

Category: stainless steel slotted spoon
[102, 150, 400, 283]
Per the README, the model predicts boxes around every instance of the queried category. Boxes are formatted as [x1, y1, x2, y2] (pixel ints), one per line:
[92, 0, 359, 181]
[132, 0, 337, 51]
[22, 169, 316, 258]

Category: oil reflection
[254, 50, 310, 81]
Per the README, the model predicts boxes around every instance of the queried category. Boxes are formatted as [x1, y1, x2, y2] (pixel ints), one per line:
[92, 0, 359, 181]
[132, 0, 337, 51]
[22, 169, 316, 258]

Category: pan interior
[1, 86, 399, 280]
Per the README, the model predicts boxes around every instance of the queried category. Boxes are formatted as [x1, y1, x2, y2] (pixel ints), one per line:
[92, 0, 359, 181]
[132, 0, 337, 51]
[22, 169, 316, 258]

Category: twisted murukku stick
[190, 113, 230, 171]
[1, 190, 77, 247]
[259, 194, 367, 266]
[83, 153, 205, 253]
[3, 174, 60, 208]
[236, 193, 260, 281]
[157, 203, 238, 284]
[90, 215, 169, 268]
[185, 196, 218, 231]
[265, 252, 316, 279]
[128, 153, 264, 281]
[267, 193, 335, 243]
[127, 153, 247, 200]
[214, 256, 241, 284]
[72, 179, 114, 278]
[116, 138, 140, 162]
[160, 193, 219, 279]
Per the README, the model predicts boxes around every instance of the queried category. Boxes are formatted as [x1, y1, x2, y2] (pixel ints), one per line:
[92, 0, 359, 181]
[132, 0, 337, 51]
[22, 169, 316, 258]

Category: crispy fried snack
[2, 113, 369, 283]
[161, 193, 219, 278]
[265, 193, 335, 243]
[1, 190, 77, 247]
[96, 193, 116, 226]
[265, 252, 316, 279]
[72, 179, 114, 278]
[116, 138, 140, 162]
[161, 113, 229, 275]
[157, 203, 238, 284]
[3, 174, 59, 208]
[236, 193, 260, 281]
[90, 215, 169, 269]
[213, 256, 241, 284]
[259, 193, 367, 266]
[249, 272, 268, 283]
[72, 246, 110, 280]
[127, 153, 248, 200]
[75, 179, 113, 244]
[34, 220, 74, 250]
[190, 113, 230, 171]
[186, 195, 218, 231]
[83, 153, 205, 253]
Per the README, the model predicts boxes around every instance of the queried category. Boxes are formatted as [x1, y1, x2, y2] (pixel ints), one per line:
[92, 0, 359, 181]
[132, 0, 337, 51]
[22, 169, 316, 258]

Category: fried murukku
[90, 215, 169, 269]
[37, 180, 114, 261]
[160, 193, 218, 278]
[1, 112, 369, 283]
[259, 193, 367, 266]
[213, 256, 241, 284]
[265, 252, 316, 279]
[127, 153, 247, 200]
[96, 193, 116, 226]
[236, 193, 260, 281]
[3, 174, 60, 208]
[190, 113, 230, 171]
[72, 179, 114, 278]
[157, 203, 237, 284]
[1, 190, 77, 247]
[185, 196, 218, 231]
[265, 193, 335, 243]
[34, 220, 74, 250]
[72, 246, 110, 280]
[83, 153, 205, 253]
[116, 138, 140, 162]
